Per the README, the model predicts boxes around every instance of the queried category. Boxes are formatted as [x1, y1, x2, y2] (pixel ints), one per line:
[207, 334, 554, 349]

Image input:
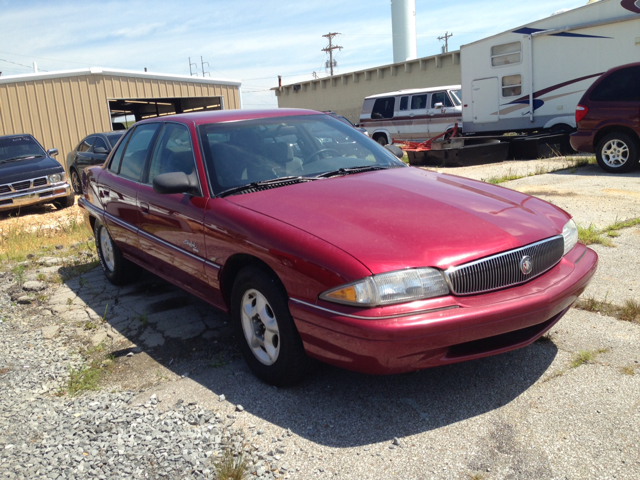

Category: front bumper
[291, 244, 598, 375]
[0, 183, 72, 211]
[569, 131, 595, 153]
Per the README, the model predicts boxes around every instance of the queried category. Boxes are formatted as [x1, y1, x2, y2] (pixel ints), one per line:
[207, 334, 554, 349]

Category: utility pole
[201, 56, 210, 77]
[312, 71, 318, 79]
[188, 57, 198, 77]
[438, 32, 453, 53]
[321, 32, 342, 76]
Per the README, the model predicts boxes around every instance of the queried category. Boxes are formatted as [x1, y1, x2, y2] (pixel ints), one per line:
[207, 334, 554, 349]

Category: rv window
[371, 97, 395, 119]
[399, 96, 409, 111]
[450, 90, 462, 106]
[589, 66, 640, 102]
[411, 95, 427, 110]
[502, 75, 522, 97]
[491, 42, 521, 67]
[431, 92, 453, 108]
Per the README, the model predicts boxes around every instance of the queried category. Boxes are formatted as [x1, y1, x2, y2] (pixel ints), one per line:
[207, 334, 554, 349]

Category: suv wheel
[596, 132, 638, 173]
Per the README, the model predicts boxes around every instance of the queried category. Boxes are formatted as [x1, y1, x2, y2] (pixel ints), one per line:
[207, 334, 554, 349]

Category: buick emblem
[519, 255, 533, 275]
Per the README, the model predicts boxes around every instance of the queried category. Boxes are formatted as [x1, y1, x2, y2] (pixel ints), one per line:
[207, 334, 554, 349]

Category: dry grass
[212, 449, 248, 480]
[570, 348, 608, 368]
[575, 296, 640, 324]
[577, 217, 640, 247]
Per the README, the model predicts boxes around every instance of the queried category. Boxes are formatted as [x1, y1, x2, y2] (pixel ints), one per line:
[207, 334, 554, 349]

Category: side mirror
[94, 147, 108, 154]
[47, 148, 59, 157]
[384, 144, 404, 159]
[434, 102, 444, 109]
[153, 172, 199, 196]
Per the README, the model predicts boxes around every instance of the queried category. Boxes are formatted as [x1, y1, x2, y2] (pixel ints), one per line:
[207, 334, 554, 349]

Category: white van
[359, 85, 463, 145]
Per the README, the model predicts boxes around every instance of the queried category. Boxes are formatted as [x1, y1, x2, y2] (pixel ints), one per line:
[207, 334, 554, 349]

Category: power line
[321, 32, 342, 77]
[438, 32, 453, 53]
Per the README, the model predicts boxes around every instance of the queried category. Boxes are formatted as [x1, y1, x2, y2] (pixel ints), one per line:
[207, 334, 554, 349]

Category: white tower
[391, 0, 417, 63]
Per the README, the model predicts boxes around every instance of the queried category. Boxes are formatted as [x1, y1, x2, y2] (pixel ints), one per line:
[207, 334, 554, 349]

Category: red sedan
[79, 109, 597, 386]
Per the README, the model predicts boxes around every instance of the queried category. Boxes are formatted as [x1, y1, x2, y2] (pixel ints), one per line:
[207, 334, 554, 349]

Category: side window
[431, 92, 453, 108]
[411, 95, 427, 110]
[118, 124, 162, 182]
[590, 66, 640, 102]
[371, 97, 395, 119]
[399, 96, 409, 111]
[77, 137, 94, 152]
[108, 130, 133, 173]
[92, 137, 109, 154]
[491, 42, 521, 67]
[502, 74, 522, 97]
[147, 123, 197, 185]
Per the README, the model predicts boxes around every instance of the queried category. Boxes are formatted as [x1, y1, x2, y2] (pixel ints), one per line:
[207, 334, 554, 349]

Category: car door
[136, 122, 211, 297]
[73, 136, 95, 174]
[99, 123, 162, 257]
[407, 93, 429, 141]
[427, 91, 458, 137]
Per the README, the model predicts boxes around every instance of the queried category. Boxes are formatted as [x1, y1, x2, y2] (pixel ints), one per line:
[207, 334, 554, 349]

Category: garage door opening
[108, 96, 223, 130]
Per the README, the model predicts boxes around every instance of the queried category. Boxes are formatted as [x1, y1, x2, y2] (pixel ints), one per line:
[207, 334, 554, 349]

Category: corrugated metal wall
[0, 73, 240, 170]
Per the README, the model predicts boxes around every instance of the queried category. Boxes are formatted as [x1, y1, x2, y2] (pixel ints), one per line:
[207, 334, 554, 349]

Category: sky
[0, 0, 587, 109]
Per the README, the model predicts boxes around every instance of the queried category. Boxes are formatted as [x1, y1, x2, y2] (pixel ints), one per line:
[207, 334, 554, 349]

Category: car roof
[136, 108, 322, 127]
[364, 85, 461, 100]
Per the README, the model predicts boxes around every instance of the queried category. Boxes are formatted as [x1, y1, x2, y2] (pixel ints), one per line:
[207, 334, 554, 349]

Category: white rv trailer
[460, 0, 640, 135]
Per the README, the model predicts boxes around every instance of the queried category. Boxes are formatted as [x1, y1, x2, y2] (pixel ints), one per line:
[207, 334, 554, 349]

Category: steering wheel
[306, 148, 342, 163]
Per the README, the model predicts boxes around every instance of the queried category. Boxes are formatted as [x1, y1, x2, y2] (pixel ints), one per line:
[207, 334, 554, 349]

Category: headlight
[320, 267, 449, 307]
[562, 219, 578, 255]
[48, 173, 64, 184]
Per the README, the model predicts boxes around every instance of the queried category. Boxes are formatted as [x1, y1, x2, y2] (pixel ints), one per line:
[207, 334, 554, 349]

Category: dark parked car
[323, 111, 369, 136]
[0, 134, 74, 212]
[67, 132, 125, 193]
[79, 109, 597, 386]
[570, 62, 640, 173]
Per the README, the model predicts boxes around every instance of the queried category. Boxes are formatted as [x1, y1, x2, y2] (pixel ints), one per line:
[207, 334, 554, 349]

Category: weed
[134, 312, 148, 326]
[575, 296, 640, 324]
[102, 303, 109, 322]
[619, 299, 640, 323]
[67, 297, 74, 307]
[211, 353, 228, 368]
[83, 322, 98, 331]
[603, 217, 640, 235]
[36, 294, 48, 303]
[79, 277, 87, 288]
[577, 224, 613, 247]
[620, 366, 636, 376]
[212, 448, 248, 480]
[466, 473, 486, 480]
[36, 273, 46, 281]
[570, 348, 608, 368]
[65, 364, 102, 396]
[12, 265, 26, 286]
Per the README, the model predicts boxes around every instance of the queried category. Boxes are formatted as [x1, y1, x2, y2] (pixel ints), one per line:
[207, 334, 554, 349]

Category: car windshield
[106, 132, 125, 147]
[0, 135, 45, 163]
[450, 90, 462, 106]
[198, 114, 405, 195]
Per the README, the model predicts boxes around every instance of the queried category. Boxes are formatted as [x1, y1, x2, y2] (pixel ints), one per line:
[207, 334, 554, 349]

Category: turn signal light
[575, 105, 588, 124]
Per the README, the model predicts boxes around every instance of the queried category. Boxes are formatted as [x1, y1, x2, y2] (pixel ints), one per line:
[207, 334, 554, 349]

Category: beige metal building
[274, 51, 461, 123]
[0, 67, 241, 171]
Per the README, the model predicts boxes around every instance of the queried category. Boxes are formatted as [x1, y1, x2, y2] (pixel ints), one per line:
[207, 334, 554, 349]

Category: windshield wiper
[0, 154, 44, 164]
[217, 176, 315, 198]
[315, 165, 390, 178]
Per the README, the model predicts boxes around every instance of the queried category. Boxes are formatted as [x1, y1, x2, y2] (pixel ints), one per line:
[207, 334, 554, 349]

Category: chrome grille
[0, 185, 10, 194]
[13, 180, 31, 191]
[33, 177, 47, 187]
[445, 235, 564, 295]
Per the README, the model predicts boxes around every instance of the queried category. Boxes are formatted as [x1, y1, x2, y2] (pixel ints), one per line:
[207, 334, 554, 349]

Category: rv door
[472, 78, 500, 123]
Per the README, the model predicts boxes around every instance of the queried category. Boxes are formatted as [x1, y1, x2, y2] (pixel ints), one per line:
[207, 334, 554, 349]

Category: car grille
[444, 235, 564, 295]
[0, 177, 50, 195]
[12, 180, 31, 191]
[0, 185, 10, 194]
[33, 177, 47, 187]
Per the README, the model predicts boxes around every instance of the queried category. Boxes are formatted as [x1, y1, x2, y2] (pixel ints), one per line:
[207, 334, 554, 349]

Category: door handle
[140, 202, 150, 214]
[409, 113, 414, 118]
[101, 188, 110, 197]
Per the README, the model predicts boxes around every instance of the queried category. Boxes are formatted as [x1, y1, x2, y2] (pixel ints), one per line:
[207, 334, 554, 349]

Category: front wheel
[70, 169, 83, 194]
[53, 192, 75, 210]
[230, 266, 314, 386]
[94, 219, 140, 285]
[596, 132, 638, 173]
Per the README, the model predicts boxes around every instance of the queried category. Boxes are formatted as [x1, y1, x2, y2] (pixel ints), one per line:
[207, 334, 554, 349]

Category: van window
[411, 95, 427, 110]
[399, 96, 409, 111]
[431, 92, 453, 108]
[491, 42, 521, 67]
[371, 97, 395, 119]
[502, 75, 522, 97]
[589, 66, 640, 102]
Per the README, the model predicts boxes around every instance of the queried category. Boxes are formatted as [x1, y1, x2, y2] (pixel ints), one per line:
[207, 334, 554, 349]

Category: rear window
[590, 66, 640, 102]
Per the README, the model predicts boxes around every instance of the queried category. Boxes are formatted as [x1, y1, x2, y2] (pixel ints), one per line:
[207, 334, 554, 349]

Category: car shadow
[547, 164, 640, 177]
[64, 264, 558, 448]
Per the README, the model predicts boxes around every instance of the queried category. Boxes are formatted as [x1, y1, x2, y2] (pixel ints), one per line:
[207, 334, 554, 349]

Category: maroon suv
[570, 62, 640, 173]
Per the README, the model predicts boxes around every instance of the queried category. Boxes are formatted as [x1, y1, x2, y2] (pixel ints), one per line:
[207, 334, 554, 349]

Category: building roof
[0, 67, 241, 87]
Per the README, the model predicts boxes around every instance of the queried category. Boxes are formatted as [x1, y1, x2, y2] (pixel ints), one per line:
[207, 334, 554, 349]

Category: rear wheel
[596, 132, 638, 173]
[374, 134, 388, 146]
[94, 219, 141, 285]
[230, 266, 314, 386]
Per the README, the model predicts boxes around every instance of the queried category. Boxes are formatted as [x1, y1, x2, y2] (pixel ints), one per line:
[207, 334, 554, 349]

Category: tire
[70, 169, 83, 194]
[596, 132, 638, 173]
[375, 134, 388, 146]
[230, 266, 314, 386]
[94, 219, 141, 285]
[53, 191, 75, 210]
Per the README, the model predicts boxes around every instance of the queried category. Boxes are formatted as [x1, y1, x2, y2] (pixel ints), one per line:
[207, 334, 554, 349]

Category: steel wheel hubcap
[602, 140, 629, 167]
[99, 228, 115, 272]
[241, 289, 280, 365]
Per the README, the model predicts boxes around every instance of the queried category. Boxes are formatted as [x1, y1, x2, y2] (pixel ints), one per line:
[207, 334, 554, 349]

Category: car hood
[227, 167, 570, 274]
[0, 156, 63, 185]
